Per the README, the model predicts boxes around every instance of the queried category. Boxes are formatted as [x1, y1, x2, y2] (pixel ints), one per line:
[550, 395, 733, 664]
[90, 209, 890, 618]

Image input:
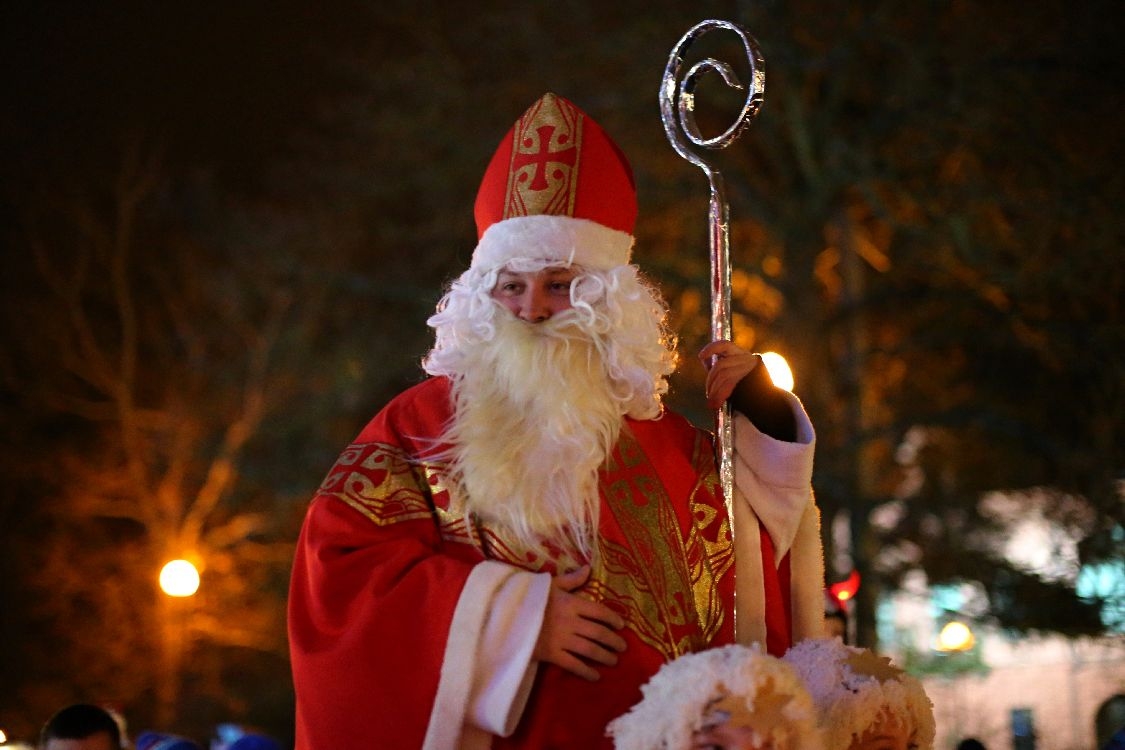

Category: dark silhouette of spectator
[1102, 726, 1125, 750]
[956, 739, 987, 750]
[39, 703, 122, 750]
[226, 734, 280, 750]
[823, 590, 849, 642]
[135, 731, 200, 750]
[824, 607, 848, 641]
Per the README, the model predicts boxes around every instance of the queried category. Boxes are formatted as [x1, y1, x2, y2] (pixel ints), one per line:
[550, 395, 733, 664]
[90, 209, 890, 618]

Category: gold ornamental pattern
[319, 442, 434, 526]
[504, 92, 584, 221]
[322, 433, 732, 661]
[591, 428, 732, 660]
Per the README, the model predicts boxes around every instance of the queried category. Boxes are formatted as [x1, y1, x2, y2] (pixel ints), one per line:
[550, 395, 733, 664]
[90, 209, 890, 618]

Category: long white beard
[442, 312, 626, 559]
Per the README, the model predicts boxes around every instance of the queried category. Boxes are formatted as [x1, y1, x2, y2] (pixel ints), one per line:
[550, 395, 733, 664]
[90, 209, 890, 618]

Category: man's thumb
[554, 564, 591, 591]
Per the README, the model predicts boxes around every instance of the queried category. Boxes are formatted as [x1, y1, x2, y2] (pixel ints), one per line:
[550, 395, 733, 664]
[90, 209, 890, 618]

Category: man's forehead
[496, 265, 578, 277]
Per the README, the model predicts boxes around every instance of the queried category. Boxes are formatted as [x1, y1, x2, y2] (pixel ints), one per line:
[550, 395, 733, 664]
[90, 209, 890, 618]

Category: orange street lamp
[760, 351, 794, 392]
[157, 557, 199, 727]
[935, 620, 975, 652]
[159, 559, 200, 598]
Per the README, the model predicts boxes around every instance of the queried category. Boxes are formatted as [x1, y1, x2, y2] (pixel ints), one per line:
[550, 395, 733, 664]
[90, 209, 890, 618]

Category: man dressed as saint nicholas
[288, 92, 824, 750]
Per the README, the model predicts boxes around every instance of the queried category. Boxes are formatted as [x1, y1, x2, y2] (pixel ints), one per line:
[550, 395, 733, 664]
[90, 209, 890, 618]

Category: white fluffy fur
[606, 644, 825, 750]
[423, 257, 677, 558]
[471, 215, 633, 272]
[783, 638, 936, 750]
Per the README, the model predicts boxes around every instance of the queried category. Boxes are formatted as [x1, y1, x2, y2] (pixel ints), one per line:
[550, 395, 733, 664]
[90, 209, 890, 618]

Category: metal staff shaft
[660, 19, 765, 632]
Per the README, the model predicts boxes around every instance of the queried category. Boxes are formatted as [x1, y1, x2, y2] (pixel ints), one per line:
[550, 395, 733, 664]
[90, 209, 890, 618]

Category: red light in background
[829, 569, 861, 603]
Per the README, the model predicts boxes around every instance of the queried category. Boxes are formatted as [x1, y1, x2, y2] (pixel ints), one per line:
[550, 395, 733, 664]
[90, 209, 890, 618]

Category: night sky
[1, 2, 377, 193]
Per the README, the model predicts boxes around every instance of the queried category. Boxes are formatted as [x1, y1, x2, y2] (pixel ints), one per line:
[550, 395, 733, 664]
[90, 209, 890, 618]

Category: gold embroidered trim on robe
[591, 427, 731, 660]
[318, 442, 433, 526]
[321, 430, 731, 662]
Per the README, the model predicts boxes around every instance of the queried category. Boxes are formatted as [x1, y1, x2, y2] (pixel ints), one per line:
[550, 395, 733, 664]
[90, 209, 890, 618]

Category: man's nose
[518, 287, 551, 323]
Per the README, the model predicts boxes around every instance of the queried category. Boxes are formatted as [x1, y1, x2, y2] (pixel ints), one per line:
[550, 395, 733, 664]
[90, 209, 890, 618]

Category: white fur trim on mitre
[471, 215, 633, 272]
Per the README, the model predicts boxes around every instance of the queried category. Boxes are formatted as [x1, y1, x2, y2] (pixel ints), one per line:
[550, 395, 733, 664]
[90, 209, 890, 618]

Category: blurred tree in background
[706, 0, 1123, 646]
[0, 0, 1120, 743]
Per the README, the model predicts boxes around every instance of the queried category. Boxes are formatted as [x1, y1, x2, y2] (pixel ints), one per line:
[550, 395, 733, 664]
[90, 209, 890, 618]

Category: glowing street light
[156, 557, 199, 725]
[159, 559, 200, 598]
[936, 620, 975, 652]
[760, 351, 794, 392]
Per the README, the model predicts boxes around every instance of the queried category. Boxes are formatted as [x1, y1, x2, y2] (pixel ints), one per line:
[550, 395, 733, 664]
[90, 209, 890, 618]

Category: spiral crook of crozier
[659, 19, 766, 169]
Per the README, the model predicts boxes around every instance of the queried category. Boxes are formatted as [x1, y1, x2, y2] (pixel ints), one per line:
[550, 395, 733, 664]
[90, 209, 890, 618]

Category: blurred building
[879, 575, 1125, 750]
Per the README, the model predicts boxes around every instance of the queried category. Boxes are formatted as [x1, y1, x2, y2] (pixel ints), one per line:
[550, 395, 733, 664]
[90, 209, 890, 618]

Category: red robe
[289, 376, 812, 749]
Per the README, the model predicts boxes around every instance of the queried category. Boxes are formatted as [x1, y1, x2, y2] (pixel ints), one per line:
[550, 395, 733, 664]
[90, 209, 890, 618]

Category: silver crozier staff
[659, 19, 766, 641]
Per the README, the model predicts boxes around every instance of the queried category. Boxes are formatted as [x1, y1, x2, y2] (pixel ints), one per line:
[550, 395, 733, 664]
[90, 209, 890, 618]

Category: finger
[698, 346, 721, 370]
[700, 341, 749, 382]
[567, 608, 628, 643]
[554, 565, 591, 591]
[705, 353, 758, 408]
[709, 350, 754, 373]
[705, 368, 740, 409]
[549, 592, 624, 639]
[698, 349, 714, 371]
[579, 625, 628, 655]
[699, 339, 735, 361]
[571, 599, 627, 632]
[564, 636, 622, 667]
[707, 366, 740, 399]
[570, 612, 628, 652]
[554, 651, 602, 682]
[558, 620, 625, 663]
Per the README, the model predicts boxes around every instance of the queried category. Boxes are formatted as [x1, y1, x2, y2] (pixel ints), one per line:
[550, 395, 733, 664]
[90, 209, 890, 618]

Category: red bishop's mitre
[471, 93, 637, 272]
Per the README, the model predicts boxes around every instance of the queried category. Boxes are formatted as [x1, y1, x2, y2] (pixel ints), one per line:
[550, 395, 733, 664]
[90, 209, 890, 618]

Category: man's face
[849, 711, 916, 750]
[490, 266, 577, 323]
[692, 693, 794, 750]
[44, 733, 118, 750]
[692, 722, 790, 750]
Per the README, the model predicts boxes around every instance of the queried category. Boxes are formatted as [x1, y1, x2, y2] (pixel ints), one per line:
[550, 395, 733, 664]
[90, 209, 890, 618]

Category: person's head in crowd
[208, 724, 281, 750]
[134, 731, 201, 750]
[607, 644, 824, 750]
[783, 637, 935, 750]
[824, 609, 847, 641]
[823, 591, 848, 641]
[955, 739, 987, 750]
[38, 704, 122, 750]
[1103, 726, 1125, 750]
[226, 734, 280, 750]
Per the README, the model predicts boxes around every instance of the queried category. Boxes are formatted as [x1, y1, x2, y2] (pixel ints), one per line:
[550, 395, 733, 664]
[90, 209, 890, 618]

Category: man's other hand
[533, 565, 628, 681]
[699, 340, 760, 411]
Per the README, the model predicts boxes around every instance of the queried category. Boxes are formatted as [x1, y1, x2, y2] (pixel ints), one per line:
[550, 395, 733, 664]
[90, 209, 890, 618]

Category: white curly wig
[782, 638, 936, 750]
[607, 644, 825, 750]
[423, 255, 678, 420]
